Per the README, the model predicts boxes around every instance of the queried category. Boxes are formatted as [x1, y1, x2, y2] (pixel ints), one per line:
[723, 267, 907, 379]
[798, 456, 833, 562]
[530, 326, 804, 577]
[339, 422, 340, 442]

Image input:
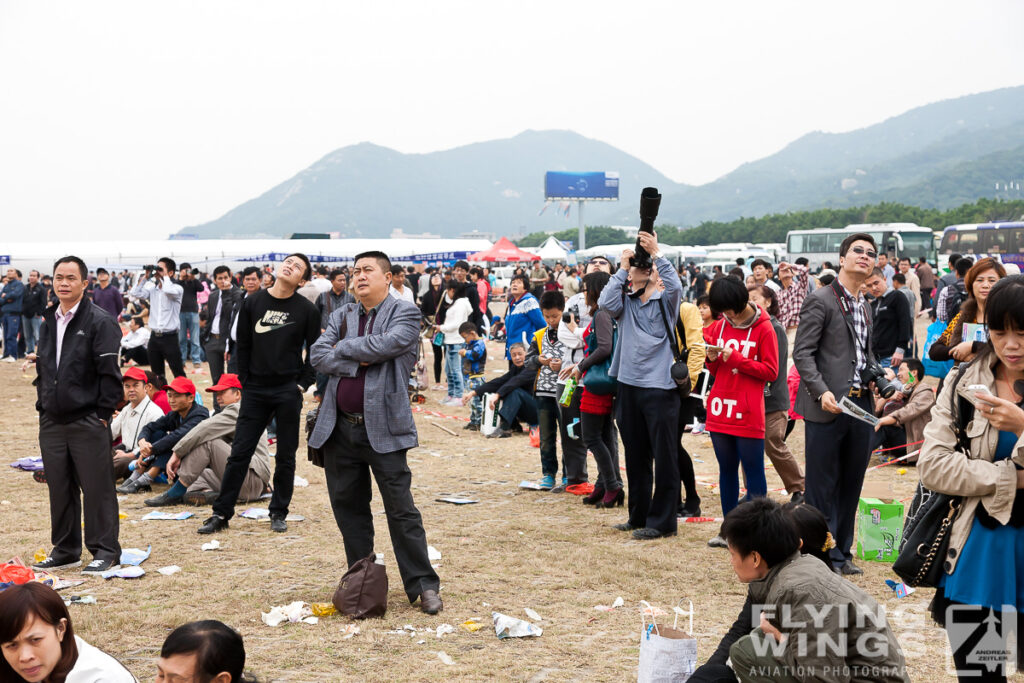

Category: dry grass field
[1, 335, 957, 681]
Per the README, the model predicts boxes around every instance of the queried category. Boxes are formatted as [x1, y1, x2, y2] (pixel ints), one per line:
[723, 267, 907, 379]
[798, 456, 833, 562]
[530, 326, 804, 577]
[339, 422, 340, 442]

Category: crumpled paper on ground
[101, 565, 145, 580]
[238, 508, 306, 521]
[427, 546, 442, 561]
[201, 540, 220, 551]
[437, 651, 454, 665]
[435, 624, 455, 638]
[157, 565, 181, 576]
[594, 596, 625, 611]
[120, 545, 151, 567]
[492, 612, 542, 639]
[261, 601, 318, 627]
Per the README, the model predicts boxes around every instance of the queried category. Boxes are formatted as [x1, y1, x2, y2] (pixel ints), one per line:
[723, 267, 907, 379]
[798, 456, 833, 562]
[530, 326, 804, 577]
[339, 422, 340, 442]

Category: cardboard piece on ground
[856, 481, 904, 563]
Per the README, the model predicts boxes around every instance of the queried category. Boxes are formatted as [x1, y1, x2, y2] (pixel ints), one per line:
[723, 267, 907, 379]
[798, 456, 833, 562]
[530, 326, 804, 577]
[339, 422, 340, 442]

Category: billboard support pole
[578, 200, 585, 252]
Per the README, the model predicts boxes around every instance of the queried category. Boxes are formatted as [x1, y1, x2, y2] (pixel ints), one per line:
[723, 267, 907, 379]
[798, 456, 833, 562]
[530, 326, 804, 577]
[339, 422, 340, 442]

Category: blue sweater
[597, 257, 682, 390]
[1, 279, 25, 315]
[462, 338, 487, 376]
[504, 293, 546, 358]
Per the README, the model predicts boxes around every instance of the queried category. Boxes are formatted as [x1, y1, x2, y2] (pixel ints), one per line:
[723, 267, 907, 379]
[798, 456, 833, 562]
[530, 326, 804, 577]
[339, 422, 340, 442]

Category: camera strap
[828, 278, 871, 360]
[657, 297, 688, 362]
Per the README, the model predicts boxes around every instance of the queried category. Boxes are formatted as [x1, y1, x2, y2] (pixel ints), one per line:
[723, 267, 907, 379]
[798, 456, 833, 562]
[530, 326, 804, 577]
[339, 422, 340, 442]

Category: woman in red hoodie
[703, 276, 779, 548]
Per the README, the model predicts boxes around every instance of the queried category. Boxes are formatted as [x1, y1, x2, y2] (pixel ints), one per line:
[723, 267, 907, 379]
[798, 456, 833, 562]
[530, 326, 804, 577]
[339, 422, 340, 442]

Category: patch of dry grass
[1, 335, 953, 680]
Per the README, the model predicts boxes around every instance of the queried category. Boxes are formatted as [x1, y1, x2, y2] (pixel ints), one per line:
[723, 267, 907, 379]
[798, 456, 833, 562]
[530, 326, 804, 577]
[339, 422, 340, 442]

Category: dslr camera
[861, 360, 900, 399]
[563, 304, 580, 324]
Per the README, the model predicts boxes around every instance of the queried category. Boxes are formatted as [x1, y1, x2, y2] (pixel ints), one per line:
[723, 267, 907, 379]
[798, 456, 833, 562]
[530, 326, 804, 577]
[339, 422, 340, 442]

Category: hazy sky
[1, 1, 1021, 241]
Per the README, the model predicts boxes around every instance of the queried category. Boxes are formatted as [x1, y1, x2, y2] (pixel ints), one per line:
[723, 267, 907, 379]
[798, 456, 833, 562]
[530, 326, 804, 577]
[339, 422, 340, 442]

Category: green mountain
[182, 86, 1024, 238]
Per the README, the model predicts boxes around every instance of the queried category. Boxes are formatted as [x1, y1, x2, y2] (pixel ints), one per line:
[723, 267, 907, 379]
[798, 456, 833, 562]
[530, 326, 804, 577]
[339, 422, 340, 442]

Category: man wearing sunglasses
[793, 233, 879, 576]
[130, 257, 186, 378]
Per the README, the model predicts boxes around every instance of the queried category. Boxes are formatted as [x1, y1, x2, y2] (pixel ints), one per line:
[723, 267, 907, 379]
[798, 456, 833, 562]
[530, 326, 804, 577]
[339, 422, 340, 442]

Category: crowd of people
[3, 234, 1024, 681]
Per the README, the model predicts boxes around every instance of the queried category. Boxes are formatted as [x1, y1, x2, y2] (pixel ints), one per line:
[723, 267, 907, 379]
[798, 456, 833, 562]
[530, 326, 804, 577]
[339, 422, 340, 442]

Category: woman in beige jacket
[917, 274, 1024, 681]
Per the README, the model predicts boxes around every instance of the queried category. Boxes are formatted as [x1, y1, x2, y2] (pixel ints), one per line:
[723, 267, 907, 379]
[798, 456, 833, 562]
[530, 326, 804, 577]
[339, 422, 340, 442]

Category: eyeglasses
[849, 246, 877, 259]
[589, 259, 610, 266]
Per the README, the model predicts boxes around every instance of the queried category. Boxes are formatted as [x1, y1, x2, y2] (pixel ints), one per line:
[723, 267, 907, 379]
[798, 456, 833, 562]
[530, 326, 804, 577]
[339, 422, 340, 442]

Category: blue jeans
[710, 432, 767, 517]
[178, 312, 201, 364]
[443, 342, 465, 397]
[1, 314, 20, 358]
[466, 375, 485, 425]
[21, 315, 41, 354]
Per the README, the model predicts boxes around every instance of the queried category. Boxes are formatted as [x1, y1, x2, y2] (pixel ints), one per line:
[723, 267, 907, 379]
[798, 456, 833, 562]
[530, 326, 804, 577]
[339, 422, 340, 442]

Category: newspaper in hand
[839, 396, 880, 427]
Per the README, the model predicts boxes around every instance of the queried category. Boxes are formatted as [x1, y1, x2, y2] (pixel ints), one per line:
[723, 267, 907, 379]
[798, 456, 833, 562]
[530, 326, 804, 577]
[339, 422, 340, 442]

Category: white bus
[937, 222, 1024, 274]
[785, 223, 934, 270]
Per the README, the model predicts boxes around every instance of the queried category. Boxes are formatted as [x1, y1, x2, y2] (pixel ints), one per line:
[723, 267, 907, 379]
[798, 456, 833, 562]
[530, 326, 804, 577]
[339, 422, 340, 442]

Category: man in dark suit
[226, 266, 262, 375]
[310, 250, 442, 615]
[29, 255, 123, 575]
[202, 265, 240, 385]
[793, 232, 878, 575]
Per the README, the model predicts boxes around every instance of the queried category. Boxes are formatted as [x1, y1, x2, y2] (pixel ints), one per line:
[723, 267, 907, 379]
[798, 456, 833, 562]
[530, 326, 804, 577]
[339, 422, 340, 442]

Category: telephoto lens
[630, 187, 662, 269]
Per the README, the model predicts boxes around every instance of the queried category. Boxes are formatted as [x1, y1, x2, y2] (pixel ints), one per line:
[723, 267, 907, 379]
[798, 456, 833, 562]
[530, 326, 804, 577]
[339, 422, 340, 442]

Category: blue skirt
[943, 516, 1024, 612]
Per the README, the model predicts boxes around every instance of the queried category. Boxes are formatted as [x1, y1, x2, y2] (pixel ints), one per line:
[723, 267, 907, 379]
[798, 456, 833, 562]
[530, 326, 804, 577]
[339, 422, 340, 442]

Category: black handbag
[306, 407, 324, 468]
[892, 363, 973, 587]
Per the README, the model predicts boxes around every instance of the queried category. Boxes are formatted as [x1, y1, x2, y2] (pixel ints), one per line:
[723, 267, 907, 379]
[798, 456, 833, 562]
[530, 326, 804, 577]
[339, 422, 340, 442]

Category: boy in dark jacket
[462, 342, 537, 438]
[458, 322, 488, 430]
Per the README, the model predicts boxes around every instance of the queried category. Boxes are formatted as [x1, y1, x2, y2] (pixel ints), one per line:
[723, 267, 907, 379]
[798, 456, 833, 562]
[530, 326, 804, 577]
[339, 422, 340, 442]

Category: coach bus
[785, 223, 934, 270]
[937, 222, 1024, 273]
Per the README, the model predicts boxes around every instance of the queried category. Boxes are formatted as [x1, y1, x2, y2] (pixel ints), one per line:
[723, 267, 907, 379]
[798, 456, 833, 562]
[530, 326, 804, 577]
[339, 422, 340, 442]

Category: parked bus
[785, 223, 934, 270]
[937, 222, 1024, 273]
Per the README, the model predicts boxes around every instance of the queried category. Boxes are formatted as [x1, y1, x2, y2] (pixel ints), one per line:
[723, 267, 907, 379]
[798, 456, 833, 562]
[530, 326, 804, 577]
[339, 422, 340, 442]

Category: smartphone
[705, 344, 724, 354]
[967, 384, 991, 395]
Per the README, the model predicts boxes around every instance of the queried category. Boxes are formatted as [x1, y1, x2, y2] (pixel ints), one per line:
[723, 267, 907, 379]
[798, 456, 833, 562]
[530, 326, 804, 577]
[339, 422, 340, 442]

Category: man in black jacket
[865, 267, 913, 370]
[29, 255, 124, 575]
[202, 265, 240, 385]
[452, 260, 484, 333]
[461, 342, 538, 438]
[21, 269, 48, 354]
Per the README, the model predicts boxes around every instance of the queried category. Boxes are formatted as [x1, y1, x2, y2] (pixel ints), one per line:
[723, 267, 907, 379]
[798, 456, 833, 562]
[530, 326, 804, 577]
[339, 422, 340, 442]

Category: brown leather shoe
[420, 589, 443, 615]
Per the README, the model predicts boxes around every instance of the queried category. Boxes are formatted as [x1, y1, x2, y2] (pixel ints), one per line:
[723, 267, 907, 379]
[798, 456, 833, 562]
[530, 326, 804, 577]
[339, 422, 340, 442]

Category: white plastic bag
[480, 392, 501, 436]
[637, 600, 696, 683]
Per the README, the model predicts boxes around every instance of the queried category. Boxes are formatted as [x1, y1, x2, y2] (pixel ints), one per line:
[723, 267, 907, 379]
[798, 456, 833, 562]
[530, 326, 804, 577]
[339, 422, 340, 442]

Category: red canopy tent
[469, 237, 541, 262]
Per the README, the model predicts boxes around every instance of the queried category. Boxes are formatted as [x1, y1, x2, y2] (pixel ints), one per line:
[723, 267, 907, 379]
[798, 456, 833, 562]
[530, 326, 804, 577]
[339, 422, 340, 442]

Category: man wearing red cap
[143, 374, 271, 507]
[110, 366, 165, 482]
[116, 376, 209, 494]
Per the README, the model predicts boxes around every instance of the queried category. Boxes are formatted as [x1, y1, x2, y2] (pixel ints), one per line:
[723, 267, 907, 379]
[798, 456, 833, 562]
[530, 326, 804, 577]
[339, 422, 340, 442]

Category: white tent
[531, 236, 576, 265]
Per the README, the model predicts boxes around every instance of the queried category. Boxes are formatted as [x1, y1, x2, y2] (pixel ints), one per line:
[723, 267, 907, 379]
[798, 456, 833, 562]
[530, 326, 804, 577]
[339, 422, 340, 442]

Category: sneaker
[270, 515, 287, 533]
[430, 384, 446, 392]
[32, 556, 82, 572]
[550, 477, 568, 494]
[144, 491, 184, 507]
[183, 490, 219, 506]
[538, 475, 555, 489]
[116, 479, 151, 494]
[707, 535, 728, 548]
[1, 356, 16, 363]
[197, 514, 229, 535]
[463, 423, 480, 431]
[82, 558, 120, 575]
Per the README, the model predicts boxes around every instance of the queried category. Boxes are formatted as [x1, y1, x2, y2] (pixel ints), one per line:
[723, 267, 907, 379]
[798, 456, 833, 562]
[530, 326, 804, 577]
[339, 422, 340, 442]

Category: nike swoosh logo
[254, 321, 296, 334]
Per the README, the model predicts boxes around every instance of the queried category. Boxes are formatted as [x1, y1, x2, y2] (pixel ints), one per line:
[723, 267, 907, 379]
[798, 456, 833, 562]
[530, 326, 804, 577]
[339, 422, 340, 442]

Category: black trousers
[121, 345, 149, 366]
[203, 336, 227, 385]
[147, 331, 185, 379]
[677, 395, 702, 510]
[226, 340, 238, 374]
[431, 342, 443, 383]
[213, 382, 301, 520]
[39, 414, 121, 563]
[804, 393, 873, 567]
[323, 418, 439, 602]
[616, 383, 680, 534]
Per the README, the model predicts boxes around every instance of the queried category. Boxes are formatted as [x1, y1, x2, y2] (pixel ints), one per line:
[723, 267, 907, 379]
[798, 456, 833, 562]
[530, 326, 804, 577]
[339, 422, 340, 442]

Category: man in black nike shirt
[199, 253, 320, 535]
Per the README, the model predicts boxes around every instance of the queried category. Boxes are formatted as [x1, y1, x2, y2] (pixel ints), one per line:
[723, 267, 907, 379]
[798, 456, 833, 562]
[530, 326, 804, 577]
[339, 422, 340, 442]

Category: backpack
[944, 281, 967, 320]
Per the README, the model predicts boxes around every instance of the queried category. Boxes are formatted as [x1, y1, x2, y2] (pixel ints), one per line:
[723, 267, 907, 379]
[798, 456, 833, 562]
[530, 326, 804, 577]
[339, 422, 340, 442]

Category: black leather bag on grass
[332, 553, 388, 619]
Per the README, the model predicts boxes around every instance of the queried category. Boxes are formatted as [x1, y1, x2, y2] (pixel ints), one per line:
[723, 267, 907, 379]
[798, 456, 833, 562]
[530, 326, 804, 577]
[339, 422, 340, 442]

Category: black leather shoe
[183, 490, 219, 506]
[790, 491, 806, 504]
[270, 515, 288, 533]
[197, 515, 228, 535]
[612, 522, 635, 532]
[144, 491, 184, 507]
[678, 504, 702, 518]
[632, 527, 677, 540]
[116, 479, 151, 494]
[420, 589, 443, 614]
[840, 560, 863, 575]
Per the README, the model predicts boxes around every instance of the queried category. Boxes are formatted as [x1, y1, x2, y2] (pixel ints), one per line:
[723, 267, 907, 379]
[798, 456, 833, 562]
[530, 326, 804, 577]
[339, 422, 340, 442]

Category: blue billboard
[544, 171, 619, 201]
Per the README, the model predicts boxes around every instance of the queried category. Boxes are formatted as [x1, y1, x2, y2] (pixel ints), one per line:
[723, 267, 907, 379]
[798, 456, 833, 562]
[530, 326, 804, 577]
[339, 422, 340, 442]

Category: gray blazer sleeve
[793, 293, 829, 401]
[310, 306, 358, 378]
[333, 303, 421, 364]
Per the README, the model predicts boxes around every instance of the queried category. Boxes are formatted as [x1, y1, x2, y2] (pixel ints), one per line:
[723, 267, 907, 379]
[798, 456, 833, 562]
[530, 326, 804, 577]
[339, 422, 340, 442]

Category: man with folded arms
[144, 373, 271, 507]
[310, 250, 442, 615]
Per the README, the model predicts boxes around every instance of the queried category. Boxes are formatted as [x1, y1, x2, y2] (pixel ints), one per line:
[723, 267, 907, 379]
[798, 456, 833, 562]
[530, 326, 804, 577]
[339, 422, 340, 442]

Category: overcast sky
[1, 1, 1021, 242]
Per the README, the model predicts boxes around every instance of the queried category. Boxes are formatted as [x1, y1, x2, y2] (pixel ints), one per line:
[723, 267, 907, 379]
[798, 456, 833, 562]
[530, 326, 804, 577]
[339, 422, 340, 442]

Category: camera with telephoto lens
[629, 187, 662, 269]
[860, 360, 900, 399]
[562, 304, 579, 324]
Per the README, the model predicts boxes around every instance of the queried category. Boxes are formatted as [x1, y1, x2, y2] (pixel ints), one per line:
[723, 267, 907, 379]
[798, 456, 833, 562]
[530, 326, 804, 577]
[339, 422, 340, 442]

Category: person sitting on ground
[872, 358, 935, 463]
[116, 376, 209, 494]
[0, 582, 137, 683]
[463, 342, 538, 439]
[143, 374, 271, 507]
[458, 322, 488, 431]
[714, 498, 908, 683]
[119, 316, 151, 366]
[157, 619, 255, 683]
[145, 370, 172, 414]
[489, 315, 505, 341]
[111, 367, 166, 482]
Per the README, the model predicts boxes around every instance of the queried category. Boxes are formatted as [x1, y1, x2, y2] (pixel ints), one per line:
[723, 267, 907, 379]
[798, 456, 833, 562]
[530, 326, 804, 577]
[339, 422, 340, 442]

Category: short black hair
[241, 266, 261, 280]
[454, 260, 470, 271]
[902, 357, 925, 383]
[708, 275, 748, 316]
[735, 258, 745, 266]
[748, 284, 779, 317]
[696, 294, 710, 308]
[899, 257, 912, 265]
[130, 316, 144, 327]
[159, 257, 177, 273]
[354, 251, 391, 274]
[818, 273, 836, 286]
[145, 370, 164, 387]
[96, 267, 108, 275]
[720, 498, 800, 568]
[390, 264, 405, 276]
[794, 257, 809, 267]
[838, 233, 877, 258]
[316, 265, 328, 276]
[511, 274, 530, 291]
[52, 255, 87, 280]
[180, 262, 192, 270]
[285, 253, 312, 281]
[329, 268, 346, 282]
[539, 290, 565, 311]
[892, 273, 906, 285]
[160, 620, 249, 683]
[782, 502, 831, 566]
[458, 321, 477, 335]
[212, 265, 231, 278]
[985, 274, 1024, 334]
[955, 256, 974, 277]
[868, 267, 885, 280]
[751, 258, 771, 270]
[948, 253, 962, 269]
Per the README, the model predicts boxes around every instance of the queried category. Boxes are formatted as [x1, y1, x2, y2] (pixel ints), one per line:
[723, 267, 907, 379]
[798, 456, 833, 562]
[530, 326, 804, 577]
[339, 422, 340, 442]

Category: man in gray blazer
[310, 250, 442, 615]
[793, 233, 878, 575]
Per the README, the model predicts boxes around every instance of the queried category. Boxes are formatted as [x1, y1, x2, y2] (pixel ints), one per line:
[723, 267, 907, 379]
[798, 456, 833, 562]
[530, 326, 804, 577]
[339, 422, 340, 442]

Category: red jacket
[703, 305, 779, 439]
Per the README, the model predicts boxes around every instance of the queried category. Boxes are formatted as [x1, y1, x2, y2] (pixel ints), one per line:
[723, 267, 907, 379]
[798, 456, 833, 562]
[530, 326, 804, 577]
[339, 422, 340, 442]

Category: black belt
[151, 330, 177, 337]
[339, 410, 364, 425]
